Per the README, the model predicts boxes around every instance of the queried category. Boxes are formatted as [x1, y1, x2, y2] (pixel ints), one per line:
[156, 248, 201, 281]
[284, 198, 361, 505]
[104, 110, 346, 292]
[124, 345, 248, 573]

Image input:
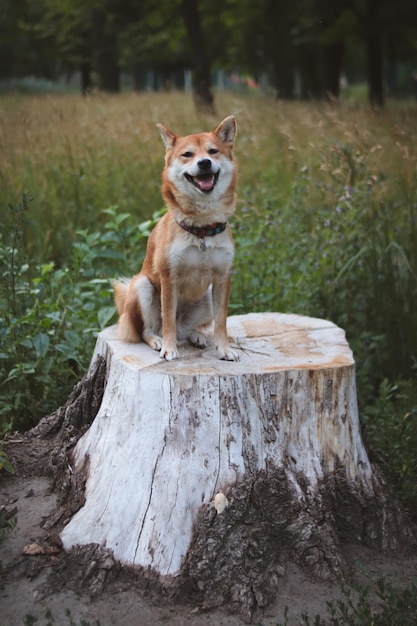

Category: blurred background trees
[0, 0, 416, 106]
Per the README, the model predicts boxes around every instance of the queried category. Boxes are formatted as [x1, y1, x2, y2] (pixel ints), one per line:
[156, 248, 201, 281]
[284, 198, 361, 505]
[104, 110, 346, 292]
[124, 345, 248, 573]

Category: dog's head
[157, 116, 237, 211]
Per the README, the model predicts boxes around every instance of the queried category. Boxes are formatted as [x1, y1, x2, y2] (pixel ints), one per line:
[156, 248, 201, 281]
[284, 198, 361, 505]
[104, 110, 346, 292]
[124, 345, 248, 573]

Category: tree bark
[323, 41, 344, 100]
[181, 0, 215, 113]
[80, 60, 93, 95]
[57, 312, 414, 621]
[92, 8, 120, 93]
[365, 0, 384, 107]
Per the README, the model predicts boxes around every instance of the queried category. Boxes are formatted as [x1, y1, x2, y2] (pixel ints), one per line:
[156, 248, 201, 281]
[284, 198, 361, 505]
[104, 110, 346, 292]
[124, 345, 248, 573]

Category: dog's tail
[112, 278, 142, 343]
[112, 278, 130, 315]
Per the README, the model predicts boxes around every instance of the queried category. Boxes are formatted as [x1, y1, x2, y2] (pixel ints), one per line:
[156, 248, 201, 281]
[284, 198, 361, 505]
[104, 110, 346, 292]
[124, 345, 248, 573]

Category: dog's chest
[169, 237, 233, 282]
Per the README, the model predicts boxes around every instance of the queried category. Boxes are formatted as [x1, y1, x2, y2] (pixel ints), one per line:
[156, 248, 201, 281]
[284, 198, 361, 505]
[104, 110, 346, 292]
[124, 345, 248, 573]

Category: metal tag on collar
[199, 238, 207, 251]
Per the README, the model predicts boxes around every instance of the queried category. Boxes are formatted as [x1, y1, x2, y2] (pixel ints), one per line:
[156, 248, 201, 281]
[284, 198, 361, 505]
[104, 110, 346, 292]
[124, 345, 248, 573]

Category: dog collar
[174, 218, 227, 238]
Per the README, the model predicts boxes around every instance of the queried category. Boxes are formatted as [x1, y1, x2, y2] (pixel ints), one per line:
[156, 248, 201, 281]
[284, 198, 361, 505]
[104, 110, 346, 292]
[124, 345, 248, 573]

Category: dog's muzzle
[185, 159, 220, 193]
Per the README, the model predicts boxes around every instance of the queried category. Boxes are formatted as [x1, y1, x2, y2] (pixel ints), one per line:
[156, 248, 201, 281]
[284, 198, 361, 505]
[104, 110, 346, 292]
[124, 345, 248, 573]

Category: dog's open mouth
[185, 171, 219, 193]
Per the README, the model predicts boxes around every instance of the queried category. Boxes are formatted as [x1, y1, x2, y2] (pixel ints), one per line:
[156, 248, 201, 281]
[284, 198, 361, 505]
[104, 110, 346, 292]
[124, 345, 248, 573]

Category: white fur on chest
[169, 234, 234, 301]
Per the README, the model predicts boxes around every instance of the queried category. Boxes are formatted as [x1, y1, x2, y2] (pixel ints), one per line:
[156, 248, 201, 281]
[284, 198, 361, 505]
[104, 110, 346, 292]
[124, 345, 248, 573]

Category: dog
[113, 116, 238, 361]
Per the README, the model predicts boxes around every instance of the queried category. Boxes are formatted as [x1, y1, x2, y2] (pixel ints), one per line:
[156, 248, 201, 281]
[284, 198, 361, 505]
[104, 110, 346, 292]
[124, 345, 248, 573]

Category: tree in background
[38, 0, 94, 93]
[182, 0, 214, 112]
[0, 0, 58, 81]
[1, 0, 417, 105]
[296, 0, 357, 100]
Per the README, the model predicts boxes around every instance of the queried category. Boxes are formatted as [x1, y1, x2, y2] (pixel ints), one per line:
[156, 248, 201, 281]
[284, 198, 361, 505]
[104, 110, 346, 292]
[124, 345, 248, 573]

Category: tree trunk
[323, 41, 344, 100]
[365, 0, 384, 107]
[181, 0, 215, 113]
[58, 313, 413, 622]
[92, 8, 120, 93]
[80, 61, 93, 95]
[79, 32, 93, 95]
[366, 30, 384, 107]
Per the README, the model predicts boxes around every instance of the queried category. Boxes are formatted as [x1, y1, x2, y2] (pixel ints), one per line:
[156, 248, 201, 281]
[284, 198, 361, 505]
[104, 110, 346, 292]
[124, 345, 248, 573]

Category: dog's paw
[216, 344, 239, 361]
[160, 344, 179, 361]
[144, 334, 163, 352]
[189, 331, 207, 349]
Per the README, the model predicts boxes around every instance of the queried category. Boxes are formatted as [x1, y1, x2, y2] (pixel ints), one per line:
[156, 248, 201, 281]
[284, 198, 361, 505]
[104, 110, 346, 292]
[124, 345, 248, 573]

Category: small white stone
[214, 492, 229, 514]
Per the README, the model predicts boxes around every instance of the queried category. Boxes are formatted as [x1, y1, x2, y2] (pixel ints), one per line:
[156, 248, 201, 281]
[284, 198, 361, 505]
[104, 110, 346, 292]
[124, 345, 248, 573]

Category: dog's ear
[157, 123, 176, 150]
[213, 116, 236, 147]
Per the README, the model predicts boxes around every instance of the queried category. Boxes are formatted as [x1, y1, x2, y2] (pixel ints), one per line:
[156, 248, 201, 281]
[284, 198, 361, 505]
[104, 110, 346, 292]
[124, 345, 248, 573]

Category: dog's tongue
[197, 175, 215, 191]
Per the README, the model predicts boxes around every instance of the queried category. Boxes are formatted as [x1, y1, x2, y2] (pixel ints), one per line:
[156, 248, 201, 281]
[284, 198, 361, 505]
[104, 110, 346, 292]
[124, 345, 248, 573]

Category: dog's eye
[182, 151, 193, 158]
[208, 148, 218, 155]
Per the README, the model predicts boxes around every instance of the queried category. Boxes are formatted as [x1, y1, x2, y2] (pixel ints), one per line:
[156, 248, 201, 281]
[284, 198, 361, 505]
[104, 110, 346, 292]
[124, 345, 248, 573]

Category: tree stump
[59, 312, 414, 621]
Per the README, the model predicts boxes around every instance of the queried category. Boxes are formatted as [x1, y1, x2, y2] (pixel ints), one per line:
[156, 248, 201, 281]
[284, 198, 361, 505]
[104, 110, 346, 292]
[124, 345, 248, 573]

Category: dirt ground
[1, 438, 416, 626]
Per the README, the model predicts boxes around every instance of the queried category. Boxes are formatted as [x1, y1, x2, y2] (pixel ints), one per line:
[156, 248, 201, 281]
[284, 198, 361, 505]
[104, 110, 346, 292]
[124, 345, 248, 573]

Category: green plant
[0, 196, 164, 434]
[299, 573, 417, 625]
[361, 379, 417, 507]
[0, 443, 15, 474]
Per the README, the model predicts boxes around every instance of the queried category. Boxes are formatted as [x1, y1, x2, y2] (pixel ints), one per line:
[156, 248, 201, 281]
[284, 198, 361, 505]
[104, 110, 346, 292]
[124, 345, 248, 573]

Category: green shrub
[361, 379, 417, 506]
[0, 195, 164, 432]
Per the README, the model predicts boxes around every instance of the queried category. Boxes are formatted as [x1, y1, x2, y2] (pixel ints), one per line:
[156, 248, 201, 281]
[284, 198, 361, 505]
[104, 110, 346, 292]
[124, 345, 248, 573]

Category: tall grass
[2, 92, 412, 262]
[1, 91, 416, 508]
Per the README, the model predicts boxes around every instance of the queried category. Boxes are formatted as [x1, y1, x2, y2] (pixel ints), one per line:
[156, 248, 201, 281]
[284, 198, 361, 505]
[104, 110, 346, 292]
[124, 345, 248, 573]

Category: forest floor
[1, 436, 416, 626]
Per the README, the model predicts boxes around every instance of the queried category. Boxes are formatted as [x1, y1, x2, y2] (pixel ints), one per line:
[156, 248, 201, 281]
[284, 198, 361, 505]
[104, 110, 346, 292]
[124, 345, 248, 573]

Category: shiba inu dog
[113, 116, 238, 361]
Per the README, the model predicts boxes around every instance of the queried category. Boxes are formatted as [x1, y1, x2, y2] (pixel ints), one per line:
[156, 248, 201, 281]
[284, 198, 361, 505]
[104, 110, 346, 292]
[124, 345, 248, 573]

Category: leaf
[0, 450, 15, 474]
[92, 249, 126, 260]
[64, 329, 81, 348]
[97, 305, 117, 329]
[6, 364, 36, 381]
[33, 332, 50, 358]
[19, 338, 33, 349]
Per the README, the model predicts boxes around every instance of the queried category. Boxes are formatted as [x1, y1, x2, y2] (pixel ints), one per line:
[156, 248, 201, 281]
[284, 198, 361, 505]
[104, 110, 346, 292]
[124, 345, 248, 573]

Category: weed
[0, 198, 162, 431]
[361, 379, 417, 504]
[0, 443, 15, 474]
[298, 573, 417, 625]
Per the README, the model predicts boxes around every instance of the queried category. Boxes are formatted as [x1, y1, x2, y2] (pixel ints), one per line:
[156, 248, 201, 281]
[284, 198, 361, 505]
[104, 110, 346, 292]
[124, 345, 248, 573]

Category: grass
[1, 90, 416, 511]
[2, 91, 413, 262]
[276, 572, 417, 625]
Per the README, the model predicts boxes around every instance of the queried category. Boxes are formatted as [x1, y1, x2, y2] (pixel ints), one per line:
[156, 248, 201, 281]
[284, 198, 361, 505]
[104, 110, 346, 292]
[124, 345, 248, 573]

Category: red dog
[113, 116, 238, 361]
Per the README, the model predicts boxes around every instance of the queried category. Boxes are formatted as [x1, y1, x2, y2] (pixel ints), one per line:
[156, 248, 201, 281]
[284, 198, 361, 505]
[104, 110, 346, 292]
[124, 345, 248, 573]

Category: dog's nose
[198, 158, 212, 170]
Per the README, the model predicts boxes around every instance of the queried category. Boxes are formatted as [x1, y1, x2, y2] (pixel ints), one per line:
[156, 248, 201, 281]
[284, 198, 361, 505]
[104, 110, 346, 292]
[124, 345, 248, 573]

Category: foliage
[2, 0, 417, 100]
[232, 117, 417, 392]
[0, 444, 15, 474]
[274, 571, 417, 626]
[361, 379, 417, 504]
[297, 574, 417, 626]
[0, 192, 163, 431]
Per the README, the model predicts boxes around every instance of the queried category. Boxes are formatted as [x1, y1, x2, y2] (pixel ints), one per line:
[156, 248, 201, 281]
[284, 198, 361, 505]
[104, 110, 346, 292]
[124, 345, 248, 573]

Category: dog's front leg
[212, 273, 238, 361]
[160, 275, 179, 360]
